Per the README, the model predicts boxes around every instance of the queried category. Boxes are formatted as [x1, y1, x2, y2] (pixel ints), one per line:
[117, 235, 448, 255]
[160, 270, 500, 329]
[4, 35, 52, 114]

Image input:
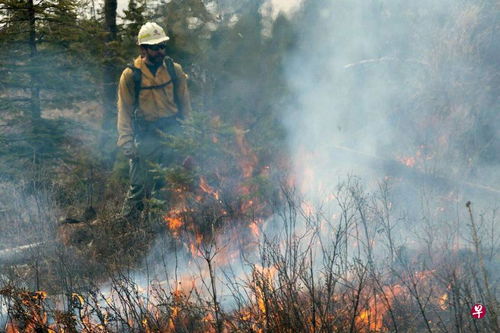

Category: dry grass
[1, 176, 497, 332]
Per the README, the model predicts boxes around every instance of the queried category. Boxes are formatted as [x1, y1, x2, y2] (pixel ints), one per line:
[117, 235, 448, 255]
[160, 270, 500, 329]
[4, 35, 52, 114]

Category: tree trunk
[104, 0, 118, 41]
[27, 0, 40, 121]
[100, 0, 119, 167]
[27, 0, 42, 163]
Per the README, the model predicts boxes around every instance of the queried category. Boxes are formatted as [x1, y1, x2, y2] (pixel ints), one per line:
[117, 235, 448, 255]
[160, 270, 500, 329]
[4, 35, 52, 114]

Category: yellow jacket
[117, 56, 192, 147]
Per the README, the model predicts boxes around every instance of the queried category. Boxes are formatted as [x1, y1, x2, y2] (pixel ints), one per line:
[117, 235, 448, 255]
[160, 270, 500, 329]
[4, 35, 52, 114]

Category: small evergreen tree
[121, 0, 146, 59]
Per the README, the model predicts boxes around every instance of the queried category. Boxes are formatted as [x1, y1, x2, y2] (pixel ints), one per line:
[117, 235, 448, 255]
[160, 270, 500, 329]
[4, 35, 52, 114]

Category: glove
[122, 142, 137, 159]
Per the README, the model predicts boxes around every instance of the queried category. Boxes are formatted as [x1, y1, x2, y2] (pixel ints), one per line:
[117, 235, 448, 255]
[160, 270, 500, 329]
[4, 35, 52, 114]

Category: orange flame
[165, 216, 183, 231]
[355, 271, 439, 331]
[234, 126, 258, 179]
[249, 221, 260, 238]
[438, 293, 448, 310]
[164, 208, 186, 238]
[187, 233, 204, 257]
[199, 176, 220, 201]
[253, 265, 277, 314]
[398, 156, 416, 168]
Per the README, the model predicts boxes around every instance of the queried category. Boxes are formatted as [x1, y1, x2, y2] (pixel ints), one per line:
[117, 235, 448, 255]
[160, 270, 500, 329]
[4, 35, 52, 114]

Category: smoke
[281, 0, 499, 203]
[129, 0, 498, 312]
[0, 180, 61, 328]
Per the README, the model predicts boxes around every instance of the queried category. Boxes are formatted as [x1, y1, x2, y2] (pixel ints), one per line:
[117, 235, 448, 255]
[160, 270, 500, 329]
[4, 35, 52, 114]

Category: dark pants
[122, 119, 180, 218]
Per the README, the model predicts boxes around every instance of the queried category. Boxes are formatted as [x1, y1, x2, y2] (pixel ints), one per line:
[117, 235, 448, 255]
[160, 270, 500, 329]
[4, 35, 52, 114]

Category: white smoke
[282, 0, 499, 201]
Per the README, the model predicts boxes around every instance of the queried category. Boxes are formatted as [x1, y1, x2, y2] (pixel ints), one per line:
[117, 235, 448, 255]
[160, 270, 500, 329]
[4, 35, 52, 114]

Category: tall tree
[27, 0, 40, 121]
[99, 0, 120, 167]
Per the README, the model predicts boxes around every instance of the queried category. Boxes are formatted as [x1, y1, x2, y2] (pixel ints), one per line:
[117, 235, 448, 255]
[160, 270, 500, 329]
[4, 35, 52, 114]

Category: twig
[466, 201, 498, 331]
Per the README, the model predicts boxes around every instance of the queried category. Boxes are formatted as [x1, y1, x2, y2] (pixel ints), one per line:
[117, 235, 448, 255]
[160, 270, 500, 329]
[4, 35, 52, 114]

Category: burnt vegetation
[0, 0, 499, 332]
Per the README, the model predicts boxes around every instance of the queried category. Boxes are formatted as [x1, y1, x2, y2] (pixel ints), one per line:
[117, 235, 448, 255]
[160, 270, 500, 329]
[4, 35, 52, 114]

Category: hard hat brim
[137, 35, 170, 46]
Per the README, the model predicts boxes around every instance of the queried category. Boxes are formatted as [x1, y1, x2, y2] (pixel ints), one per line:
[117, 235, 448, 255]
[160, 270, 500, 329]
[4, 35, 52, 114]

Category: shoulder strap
[127, 59, 183, 118]
[126, 64, 142, 111]
[165, 56, 178, 82]
[164, 57, 184, 119]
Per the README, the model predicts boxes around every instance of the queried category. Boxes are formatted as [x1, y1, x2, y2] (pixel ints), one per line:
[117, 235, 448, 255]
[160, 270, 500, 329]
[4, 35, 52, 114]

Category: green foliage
[154, 112, 239, 189]
[0, 0, 102, 176]
[121, 0, 146, 59]
[0, 0, 98, 106]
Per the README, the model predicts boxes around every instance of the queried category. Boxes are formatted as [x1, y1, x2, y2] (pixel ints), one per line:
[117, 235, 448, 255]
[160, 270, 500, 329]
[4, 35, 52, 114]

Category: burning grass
[1, 177, 497, 332]
[1, 105, 498, 332]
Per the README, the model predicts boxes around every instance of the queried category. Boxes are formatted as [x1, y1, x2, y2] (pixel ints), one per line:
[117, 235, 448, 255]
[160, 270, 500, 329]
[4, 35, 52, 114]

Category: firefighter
[117, 22, 192, 220]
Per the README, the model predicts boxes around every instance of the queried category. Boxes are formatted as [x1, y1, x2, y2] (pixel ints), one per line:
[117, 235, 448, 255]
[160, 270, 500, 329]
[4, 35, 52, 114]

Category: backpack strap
[141, 81, 172, 90]
[164, 56, 184, 119]
[126, 58, 183, 118]
[126, 64, 142, 112]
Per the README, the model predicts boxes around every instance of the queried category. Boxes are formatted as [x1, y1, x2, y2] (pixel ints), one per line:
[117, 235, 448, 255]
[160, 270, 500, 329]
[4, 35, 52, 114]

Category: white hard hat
[137, 22, 169, 45]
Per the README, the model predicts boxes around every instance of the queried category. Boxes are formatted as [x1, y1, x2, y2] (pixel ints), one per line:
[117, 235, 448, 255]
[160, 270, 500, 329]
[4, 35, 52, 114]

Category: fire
[154, 116, 268, 272]
[199, 176, 220, 201]
[396, 146, 435, 169]
[353, 270, 444, 331]
[189, 242, 199, 257]
[359, 310, 368, 321]
[249, 221, 260, 237]
[164, 215, 183, 231]
[163, 207, 187, 239]
[186, 233, 204, 257]
[398, 156, 416, 168]
[234, 125, 258, 178]
[141, 318, 151, 332]
[252, 265, 278, 314]
[34, 290, 47, 300]
[356, 298, 385, 331]
[438, 293, 448, 310]
[238, 309, 264, 333]
[240, 310, 252, 321]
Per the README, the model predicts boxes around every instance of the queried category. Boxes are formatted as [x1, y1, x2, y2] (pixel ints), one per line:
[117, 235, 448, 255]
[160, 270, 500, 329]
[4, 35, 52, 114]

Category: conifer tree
[0, 0, 98, 175]
[121, 0, 146, 59]
[99, 0, 120, 167]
